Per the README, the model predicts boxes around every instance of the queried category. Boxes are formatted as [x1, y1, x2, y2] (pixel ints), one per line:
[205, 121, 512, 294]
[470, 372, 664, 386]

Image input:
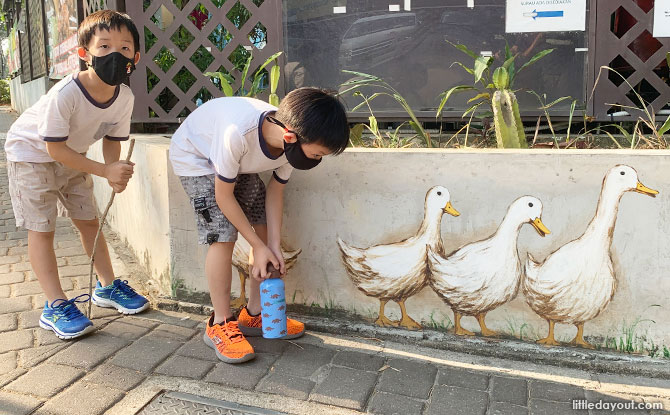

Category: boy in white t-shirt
[4, 10, 149, 340]
[169, 88, 349, 363]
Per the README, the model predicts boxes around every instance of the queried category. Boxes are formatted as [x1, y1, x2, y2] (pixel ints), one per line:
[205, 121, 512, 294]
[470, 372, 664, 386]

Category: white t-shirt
[169, 97, 293, 184]
[4, 72, 134, 163]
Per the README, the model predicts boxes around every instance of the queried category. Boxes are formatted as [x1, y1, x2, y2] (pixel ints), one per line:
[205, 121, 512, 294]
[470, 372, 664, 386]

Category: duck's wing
[282, 248, 302, 270]
[337, 237, 421, 284]
[427, 243, 493, 293]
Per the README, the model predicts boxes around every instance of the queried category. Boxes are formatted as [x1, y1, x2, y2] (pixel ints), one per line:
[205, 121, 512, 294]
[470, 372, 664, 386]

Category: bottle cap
[266, 263, 282, 278]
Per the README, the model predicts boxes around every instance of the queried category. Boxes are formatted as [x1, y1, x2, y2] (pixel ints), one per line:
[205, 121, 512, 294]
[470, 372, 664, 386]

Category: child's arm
[46, 141, 134, 193]
[214, 177, 279, 281]
[265, 177, 286, 275]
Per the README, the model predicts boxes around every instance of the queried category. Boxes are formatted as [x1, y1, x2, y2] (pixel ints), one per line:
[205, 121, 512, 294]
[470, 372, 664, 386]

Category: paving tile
[437, 366, 490, 391]
[57, 265, 90, 277]
[0, 272, 25, 285]
[14, 279, 72, 297]
[0, 284, 9, 298]
[528, 399, 581, 414]
[425, 385, 488, 415]
[311, 366, 378, 410]
[154, 355, 214, 379]
[34, 328, 69, 346]
[377, 358, 438, 399]
[529, 380, 586, 402]
[175, 335, 220, 362]
[18, 308, 43, 329]
[489, 401, 529, 415]
[117, 315, 160, 329]
[36, 381, 125, 415]
[57, 240, 82, 249]
[0, 255, 21, 265]
[133, 309, 200, 328]
[150, 323, 197, 341]
[54, 247, 87, 258]
[367, 390, 425, 414]
[0, 368, 28, 389]
[5, 363, 83, 397]
[98, 320, 153, 340]
[0, 350, 17, 372]
[0, 264, 9, 273]
[256, 371, 315, 400]
[332, 350, 385, 372]
[0, 391, 43, 415]
[271, 342, 335, 378]
[89, 304, 123, 319]
[19, 344, 68, 368]
[0, 329, 33, 353]
[50, 333, 129, 369]
[82, 364, 146, 391]
[246, 336, 289, 355]
[109, 335, 182, 373]
[66, 255, 93, 266]
[0, 313, 17, 332]
[205, 353, 278, 389]
[7, 246, 28, 255]
[490, 375, 528, 406]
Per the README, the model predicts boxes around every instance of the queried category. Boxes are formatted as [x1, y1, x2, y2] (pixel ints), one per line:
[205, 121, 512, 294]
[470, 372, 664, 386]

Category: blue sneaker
[39, 294, 95, 340]
[92, 279, 150, 314]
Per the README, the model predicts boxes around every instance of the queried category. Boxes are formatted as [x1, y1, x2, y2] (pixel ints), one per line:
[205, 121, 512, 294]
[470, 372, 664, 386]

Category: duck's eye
[620, 171, 625, 175]
[528, 202, 534, 207]
[437, 191, 442, 196]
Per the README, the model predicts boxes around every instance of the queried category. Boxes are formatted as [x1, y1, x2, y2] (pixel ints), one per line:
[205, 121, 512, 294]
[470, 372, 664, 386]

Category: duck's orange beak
[531, 217, 550, 237]
[635, 182, 658, 198]
[443, 202, 460, 217]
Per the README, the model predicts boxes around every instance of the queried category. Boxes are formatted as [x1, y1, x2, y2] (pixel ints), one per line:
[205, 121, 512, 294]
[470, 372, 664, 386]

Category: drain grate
[136, 391, 287, 415]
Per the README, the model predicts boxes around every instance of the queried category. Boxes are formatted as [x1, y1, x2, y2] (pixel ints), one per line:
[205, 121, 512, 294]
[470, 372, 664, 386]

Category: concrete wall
[90, 137, 670, 352]
[9, 75, 49, 114]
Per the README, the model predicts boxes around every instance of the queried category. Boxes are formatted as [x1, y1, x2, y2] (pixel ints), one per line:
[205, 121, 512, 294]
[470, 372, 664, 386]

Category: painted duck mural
[337, 186, 460, 330]
[428, 196, 550, 337]
[230, 237, 302, 309]
[523, 165, 658, 349]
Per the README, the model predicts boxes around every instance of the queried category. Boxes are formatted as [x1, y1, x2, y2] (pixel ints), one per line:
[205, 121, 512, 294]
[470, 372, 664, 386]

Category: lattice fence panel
[82, 0, 110, 18]
[592, 0, 670, 120]
[126, 0, 283, 123]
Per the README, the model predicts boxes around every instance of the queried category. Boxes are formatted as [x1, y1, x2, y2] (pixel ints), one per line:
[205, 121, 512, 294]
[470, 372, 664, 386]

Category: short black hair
[275, 87, 349, 155]
[78, 10, 140, 54]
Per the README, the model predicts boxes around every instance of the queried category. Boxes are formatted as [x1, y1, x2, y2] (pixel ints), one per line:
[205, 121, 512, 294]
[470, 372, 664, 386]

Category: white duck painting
[337, 186, 460, 330]
[524, 165, 658, 349]
[230, 237, 302, 309]
[428, 196, 550, 337]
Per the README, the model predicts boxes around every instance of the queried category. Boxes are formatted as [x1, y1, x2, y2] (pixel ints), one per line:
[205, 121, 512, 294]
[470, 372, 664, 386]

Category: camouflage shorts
[179, 174, 266, 244]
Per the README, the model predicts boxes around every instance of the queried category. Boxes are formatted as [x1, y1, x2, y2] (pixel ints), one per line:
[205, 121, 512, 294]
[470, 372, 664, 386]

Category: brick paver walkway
[0, 106, 669, 415]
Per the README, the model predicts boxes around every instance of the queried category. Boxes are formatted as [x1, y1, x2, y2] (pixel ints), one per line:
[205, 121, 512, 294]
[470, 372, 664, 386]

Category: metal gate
[125, 0, 284, 123]
[590, 0, 670, 120]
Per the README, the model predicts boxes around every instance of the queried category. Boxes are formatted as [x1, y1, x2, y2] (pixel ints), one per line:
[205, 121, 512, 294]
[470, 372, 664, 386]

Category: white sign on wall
[506, 0, 587, 33]
[653, 0, 670, 37]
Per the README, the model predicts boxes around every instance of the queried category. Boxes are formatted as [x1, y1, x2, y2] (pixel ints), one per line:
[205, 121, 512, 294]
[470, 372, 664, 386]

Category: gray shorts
[179, 174, 266, 244]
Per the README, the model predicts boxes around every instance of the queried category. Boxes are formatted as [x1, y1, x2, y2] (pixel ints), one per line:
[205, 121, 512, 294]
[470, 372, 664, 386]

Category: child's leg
[206, 241, 236, 324]
[71, 218, 115, 286]
[28, 230, 66, 302]
[245, 224, 267, 315]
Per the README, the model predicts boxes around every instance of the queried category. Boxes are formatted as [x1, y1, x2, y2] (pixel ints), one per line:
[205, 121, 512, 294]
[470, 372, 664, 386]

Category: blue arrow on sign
[523, 9, 565, 19]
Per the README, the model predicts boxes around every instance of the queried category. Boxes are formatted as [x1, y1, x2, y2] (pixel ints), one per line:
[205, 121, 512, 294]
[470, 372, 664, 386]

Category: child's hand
[269, 245, 286, 276]
[104, 161, 134, 186]
[107, 179, 127, 193]
[249, 244, 280, 281]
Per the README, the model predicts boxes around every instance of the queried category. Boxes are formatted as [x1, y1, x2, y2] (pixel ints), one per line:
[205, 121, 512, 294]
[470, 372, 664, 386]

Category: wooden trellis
[125, 0, 284, 123]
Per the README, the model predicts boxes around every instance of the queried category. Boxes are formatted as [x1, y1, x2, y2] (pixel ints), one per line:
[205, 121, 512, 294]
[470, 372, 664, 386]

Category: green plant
[591, 61, 670, 149]
[0, 79, 10, 105]
[340, 70, 433, 147]
[348, 91, 417, 148]
[663, 345, 670, 359]
[425, 311, 453, 331]
[437, 41, 553, 148]
[205, 51, 282, 104]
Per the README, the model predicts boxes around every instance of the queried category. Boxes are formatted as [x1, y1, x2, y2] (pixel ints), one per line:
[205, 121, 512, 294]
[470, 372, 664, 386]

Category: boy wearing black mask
[4, 10, 148, 340]
[169, 88, 348, 363]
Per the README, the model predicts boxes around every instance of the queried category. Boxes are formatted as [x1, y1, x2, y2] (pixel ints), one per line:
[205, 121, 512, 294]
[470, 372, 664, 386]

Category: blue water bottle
[260, 265, 287, 339]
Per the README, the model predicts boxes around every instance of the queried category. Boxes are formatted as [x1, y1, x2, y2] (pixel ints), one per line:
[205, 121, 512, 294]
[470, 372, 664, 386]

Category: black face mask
[284, 140, 322, 170]
[88, 51, 136, 86]
[266, 116, 322, 170]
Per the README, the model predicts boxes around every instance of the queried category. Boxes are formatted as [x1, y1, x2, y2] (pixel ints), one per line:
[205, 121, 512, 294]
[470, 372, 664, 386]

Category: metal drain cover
[137, 391, 287, 415]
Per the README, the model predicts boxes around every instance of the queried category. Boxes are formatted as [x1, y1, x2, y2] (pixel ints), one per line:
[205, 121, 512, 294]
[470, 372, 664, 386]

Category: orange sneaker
[238, 306, 305, 339]
[203, 313, 255, 363]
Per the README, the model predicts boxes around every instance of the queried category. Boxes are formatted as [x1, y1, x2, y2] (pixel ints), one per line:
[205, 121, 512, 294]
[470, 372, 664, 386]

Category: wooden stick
[87, 139, 136, 318]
